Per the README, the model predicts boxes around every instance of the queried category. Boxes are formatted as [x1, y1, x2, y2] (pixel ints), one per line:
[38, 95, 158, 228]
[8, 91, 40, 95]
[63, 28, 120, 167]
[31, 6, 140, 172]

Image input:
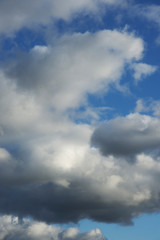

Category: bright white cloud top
[0, 0, 160, 240]
[0, 215, 104, 240]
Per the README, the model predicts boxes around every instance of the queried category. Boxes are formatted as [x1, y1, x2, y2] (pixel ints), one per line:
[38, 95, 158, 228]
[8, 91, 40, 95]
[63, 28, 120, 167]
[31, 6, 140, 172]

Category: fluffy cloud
[0, 141, 160, 225]
[0, 24, 159, 226]
[0, 215, 105, 240]
[0, 1, 159, 229]
[91, 113, 160, 158]
[4, 30, 143, 111]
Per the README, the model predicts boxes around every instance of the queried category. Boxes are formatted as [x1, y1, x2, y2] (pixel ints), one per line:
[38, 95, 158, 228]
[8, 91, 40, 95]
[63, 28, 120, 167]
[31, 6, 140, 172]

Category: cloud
[4, 30, 144, 111]
[0, 1, 160, 228]
[135, 99, 160, 117]
[132, 3, 160, 43]
[0, 0, 127, 35]
[0, 147, 160, 225]
[131, 63, 157, 82]
[0, 215, 105, 240]
[91, 113, 160, 158]
[0, 112, 160, 225]
[0, 25, 159, 226]
[136, 4, 160, 26]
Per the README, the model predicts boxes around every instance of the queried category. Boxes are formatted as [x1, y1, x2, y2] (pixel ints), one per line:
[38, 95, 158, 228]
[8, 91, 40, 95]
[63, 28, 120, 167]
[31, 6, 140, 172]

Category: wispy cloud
[131, 63, 157, 83]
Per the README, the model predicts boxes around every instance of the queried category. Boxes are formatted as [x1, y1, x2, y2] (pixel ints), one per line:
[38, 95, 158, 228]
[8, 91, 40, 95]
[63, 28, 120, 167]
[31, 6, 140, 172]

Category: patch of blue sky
[54, 14, 101, 34]
[54, 1, 160, 39]
[72, 74, 160, 125]
[134, 0, 160, 4]
[78, 213, 160, 240]
[54, 4, 130, 35]
[130, 69, 160, 101]
[0, 26, 47, 62]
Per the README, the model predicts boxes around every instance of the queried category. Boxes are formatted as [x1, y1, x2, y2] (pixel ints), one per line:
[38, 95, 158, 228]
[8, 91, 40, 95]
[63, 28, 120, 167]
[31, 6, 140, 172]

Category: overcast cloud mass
[0, 0, 160, 239]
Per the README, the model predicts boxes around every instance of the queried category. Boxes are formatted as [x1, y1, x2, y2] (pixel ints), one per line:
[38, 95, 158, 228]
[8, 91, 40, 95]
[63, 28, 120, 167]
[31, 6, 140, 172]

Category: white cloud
[0, 148, 11, 163]
[0, 0, 160, 226]
[0, 27, 159, 224]
[5, 30, 144, 111]
[0, 215, 105, 240]
[1, 0, 160, 237]
[135, 99, 148, 113]
[135, 98, 160, 116]
[131, 63, 157, 82]
[137, 4, 160, 26]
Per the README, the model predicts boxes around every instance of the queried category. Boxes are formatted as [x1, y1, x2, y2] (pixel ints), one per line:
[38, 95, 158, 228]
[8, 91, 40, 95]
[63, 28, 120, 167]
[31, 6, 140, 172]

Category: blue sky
[0, 1, 160, 239]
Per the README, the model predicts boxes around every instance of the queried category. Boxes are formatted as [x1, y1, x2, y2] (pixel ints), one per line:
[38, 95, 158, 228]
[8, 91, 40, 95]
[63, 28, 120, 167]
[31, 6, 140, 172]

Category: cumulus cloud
[0, 21, 159, 226]
[0, 215, 105, 240]
[0, 143, 160, 225]
[0, 0, 160, 231]
[91, 113, 160, 158]
[4, 30, 144, 111]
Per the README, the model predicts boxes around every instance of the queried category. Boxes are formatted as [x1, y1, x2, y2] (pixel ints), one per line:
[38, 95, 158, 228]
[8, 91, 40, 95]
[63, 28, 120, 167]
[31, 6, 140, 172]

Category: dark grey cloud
[91, 113, 160, 158]
[0, 177, 160, 226]
[0, 182, 131, 224]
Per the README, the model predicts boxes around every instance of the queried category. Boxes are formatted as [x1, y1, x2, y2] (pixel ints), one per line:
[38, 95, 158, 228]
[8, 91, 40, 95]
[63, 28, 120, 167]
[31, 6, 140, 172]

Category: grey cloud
[0, 10, 159, 230]
[4, 30, 143, 111]
[0, 55, 160, 225]
[91, 113, 160, 158]
[0, 141, 160, 226]
[1, 0, 160, 238]
[0, 0, 127, 35]
[0, 181, 159, 226]
[0, 136, 160, 225]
